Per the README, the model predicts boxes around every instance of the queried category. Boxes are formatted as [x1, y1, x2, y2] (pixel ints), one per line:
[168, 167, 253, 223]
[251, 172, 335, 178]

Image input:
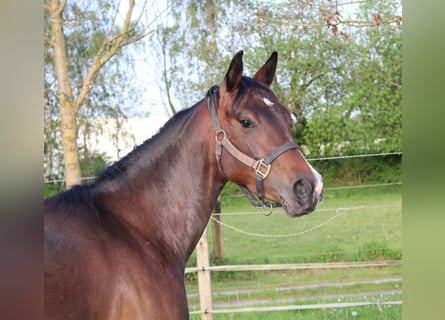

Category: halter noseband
[206, 85, 300, 215]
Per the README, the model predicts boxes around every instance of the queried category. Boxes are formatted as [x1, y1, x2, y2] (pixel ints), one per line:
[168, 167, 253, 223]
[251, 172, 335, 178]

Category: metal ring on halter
[215, 128, 226, 142]
[261, 201, 274, 216]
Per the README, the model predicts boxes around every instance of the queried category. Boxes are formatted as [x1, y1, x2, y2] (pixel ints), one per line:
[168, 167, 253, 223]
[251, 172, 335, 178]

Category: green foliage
[314, 155, 402, 187]
[44, 183, 64, 198]
[79, 149, 110, 179]
[155, 0, 402, 156]
[302, 0, 402, 156]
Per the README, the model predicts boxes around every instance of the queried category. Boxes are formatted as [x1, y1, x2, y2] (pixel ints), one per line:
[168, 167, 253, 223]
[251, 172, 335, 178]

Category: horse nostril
[293, 178, 312, 204]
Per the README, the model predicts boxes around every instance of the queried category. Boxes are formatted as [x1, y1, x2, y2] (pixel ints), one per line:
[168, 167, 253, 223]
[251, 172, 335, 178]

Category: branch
[339, 16, 402, 27]
[336, 0, 368, 6]
[73, 0, 173, 113]
[303, 73, 325, 91]
[56, 0, 67, 16]
[74, 0, 137, 113]
[254, 6, 402, 30]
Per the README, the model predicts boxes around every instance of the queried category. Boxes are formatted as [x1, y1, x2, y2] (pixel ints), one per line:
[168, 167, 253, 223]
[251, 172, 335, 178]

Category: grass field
[185, 183, 402, 319]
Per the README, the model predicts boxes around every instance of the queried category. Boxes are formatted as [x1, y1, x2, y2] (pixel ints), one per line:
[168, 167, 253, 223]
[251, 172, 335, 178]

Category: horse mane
[95, 99, 203, 185]
[49, 99, 204, 211]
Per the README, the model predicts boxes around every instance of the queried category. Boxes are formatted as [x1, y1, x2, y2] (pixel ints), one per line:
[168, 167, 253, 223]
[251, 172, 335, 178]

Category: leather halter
[206, 85, 300, 214]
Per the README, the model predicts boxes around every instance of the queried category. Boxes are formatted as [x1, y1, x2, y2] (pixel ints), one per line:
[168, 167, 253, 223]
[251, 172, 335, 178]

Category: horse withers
[44, 51, 323, 319]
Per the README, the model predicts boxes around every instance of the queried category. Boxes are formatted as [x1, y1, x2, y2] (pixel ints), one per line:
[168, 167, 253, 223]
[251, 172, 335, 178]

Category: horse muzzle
[280, 174, 324, 217]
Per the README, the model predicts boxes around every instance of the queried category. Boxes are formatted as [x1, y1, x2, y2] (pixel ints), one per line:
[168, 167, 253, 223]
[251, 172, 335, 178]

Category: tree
[303, 0, 402, 156]
[45, 0, 154, 188]
[154, 0, 402, 157]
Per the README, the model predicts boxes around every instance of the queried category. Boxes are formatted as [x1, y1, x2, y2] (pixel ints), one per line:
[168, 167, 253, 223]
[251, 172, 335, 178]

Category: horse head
[211, 50, 323, 217]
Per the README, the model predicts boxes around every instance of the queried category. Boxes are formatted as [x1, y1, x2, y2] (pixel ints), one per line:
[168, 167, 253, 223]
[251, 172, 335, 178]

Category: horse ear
[224, 50, 244, 93]
[254, 52, 278, 86]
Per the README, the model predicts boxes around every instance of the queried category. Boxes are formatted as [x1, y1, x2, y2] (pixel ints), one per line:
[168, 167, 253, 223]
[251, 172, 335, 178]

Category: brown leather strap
[218, 132, 259, 169]
[255, 142, 299, 200]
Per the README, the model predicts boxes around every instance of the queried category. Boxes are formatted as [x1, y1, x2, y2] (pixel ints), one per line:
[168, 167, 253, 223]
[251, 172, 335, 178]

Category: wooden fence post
[211, 194, 224, 262]
[196, 228, 213, 320]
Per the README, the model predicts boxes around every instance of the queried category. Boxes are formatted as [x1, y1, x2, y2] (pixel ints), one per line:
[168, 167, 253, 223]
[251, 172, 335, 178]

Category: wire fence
[306, 151, 402, 161]
[43, 151, 402, 185]
[188, 193, 402, 317]
[200, 201, 402, 267]
[209, 203, 401, 238]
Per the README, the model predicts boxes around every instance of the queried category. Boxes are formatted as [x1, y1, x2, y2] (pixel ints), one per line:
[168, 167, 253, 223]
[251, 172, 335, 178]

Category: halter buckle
[255, 159, 271, 179]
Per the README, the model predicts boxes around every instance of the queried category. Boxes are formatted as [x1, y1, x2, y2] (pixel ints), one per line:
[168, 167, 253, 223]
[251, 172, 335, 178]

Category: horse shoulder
[107, 244, 190, 319]
[44, 199, 189, 319]
[44, 200, 119, 319]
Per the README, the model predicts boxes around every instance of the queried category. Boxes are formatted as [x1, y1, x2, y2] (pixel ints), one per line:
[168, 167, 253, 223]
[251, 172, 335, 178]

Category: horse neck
[95, 102, 225, 265]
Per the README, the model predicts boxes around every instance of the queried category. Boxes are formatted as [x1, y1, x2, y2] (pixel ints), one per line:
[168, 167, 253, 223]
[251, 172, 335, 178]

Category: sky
[120, 0, 172, 118]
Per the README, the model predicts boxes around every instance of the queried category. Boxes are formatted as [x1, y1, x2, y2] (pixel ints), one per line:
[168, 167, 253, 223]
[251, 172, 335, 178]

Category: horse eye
[239, 118, 254, 128]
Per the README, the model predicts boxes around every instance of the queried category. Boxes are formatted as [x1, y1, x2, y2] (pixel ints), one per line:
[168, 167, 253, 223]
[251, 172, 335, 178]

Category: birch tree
[45, 0, 154, 188]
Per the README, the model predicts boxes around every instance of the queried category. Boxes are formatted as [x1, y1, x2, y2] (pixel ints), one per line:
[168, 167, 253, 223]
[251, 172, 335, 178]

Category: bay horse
[44, 51, 323, 319]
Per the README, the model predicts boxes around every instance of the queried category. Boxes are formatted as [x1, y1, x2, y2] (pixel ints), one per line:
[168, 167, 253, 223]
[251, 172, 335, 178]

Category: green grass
[186, 184, 402, 319]
[193, 296, 402, 320]
[187, 184, 402, 267]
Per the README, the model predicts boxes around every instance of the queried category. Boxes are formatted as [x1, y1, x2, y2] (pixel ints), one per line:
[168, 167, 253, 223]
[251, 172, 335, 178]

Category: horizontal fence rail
[189, 300, 403, 315]
[187, 260, 402, 316]
[186, 277, 402, 299]
[185, 260, 401, 274]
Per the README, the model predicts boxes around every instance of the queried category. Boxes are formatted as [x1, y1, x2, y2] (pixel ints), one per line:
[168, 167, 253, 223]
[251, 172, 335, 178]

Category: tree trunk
[59, 102, 81, 188]
[47, 0, 81, 188]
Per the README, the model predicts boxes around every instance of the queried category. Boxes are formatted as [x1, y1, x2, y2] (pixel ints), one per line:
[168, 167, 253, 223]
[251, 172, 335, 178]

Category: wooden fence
[188, 228, 401, 319]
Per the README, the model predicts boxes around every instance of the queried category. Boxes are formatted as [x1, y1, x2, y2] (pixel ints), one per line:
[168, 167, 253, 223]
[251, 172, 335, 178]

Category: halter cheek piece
[206, 85, 300, 215]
